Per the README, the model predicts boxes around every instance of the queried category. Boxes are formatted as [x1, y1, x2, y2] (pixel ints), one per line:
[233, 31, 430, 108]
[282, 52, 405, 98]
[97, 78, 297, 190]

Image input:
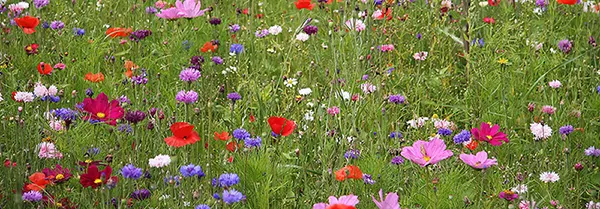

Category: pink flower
[541, 105, 555, 115]
[155, 0, 166, 9]
[313, 194, 359, 209]
[156, 0, 208, 20]
[81, 93, 125, 126]
[471, 122, 509, 146]
[498, 190, 518, 201]
[379, 44, 395, 52]
[327, 106, 340, 116]
[459, 151, 497, 169]
[548, 80, 561, 88]
[53, 63, 66, 70]
[372, 189, 401, 209]
[413, 51, 428, 61]
[400, 138, 453, 167]
[37, 142, 63, 159]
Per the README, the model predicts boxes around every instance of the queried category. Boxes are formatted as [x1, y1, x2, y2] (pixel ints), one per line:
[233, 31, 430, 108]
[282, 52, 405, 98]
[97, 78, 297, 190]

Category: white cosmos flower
[299, 88, 312, 95]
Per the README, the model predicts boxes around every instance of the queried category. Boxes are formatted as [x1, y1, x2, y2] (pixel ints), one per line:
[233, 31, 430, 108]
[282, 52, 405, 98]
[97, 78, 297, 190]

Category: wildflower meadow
[1, 0, 600, 208]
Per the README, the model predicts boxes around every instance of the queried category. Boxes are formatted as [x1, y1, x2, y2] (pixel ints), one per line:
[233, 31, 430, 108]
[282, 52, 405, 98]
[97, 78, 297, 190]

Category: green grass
[0, 0, 600, 208]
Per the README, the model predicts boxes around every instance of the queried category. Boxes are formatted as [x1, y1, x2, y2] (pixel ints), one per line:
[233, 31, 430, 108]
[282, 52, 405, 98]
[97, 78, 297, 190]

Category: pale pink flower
[541, 105, 556, 115]
[37, 142, 63, 159]
[548, 80, 561, 88]
[149, 154, 171, 168]
[361, 83, 377, 94]
[459, 151, 497, 169]
[413, 51, 428, 61]
[49, 120, 64, 131]
[372, 189, 401, 209]
[53, 63, 66, 70]
[313, 194, 359, 209]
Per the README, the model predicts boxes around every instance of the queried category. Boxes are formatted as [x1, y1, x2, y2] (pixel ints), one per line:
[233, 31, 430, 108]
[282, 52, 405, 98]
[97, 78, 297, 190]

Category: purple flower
[179, 68, 201, 82]
[388, 94, 406, 104]
[22, 191, 43, 202]
[344, 149, 361, 159]
[558, 39, 573, 54]
[389, 131, 403, 139]
[125, 110, 146, 124]
[222, 189, 244, 204]
[229, 24, 241, 33]
[535, 0, 547, 7]
[209, 17, 222, 25]
[33, 0, 50, 9]
[218, 173, 240, 188]
[73, 28, 85, 36]
[227, 92, 242, 102]
[244, 137, 262, 148]
[176, 90, 198, 104]
[230, 44, 244, 54]
[438, 128, 453, 136]
[179, 164, 205, 178]
[120, 164, 143, 179]
[255, 29, 269, 38]
[391, 156, 404, 165]
[232, 128, 250, 140]
[146, 7, 158, 14]
[130, 189, 151, 200]
[559, 125, 574, 135]
[195, 204, 211, 209]
[453, 130, 471, 144]
[585, 146, 600, 157]
[416, 33, 422, 39]
[362, 174, 376, 184]
[589, 36, 597, 47]
[212, 56, 223, 65]
[303, 25, 318, 35]
[50, 21, 65, 30]
[132, 75, 148, 85]
[130, 30, 152, 42]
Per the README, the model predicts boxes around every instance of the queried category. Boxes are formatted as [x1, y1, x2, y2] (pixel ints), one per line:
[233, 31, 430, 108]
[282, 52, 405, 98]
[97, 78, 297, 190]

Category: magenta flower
[459, 151, 497, 169]
[313, 194, 359, 209]
[372, 189, 401, 209]
[498, 190, 519, 201]
[400, 138, 453, 167]
[156, 0, 208, 19]
[471, 122, 509, 146]
[81, 92, 125, 126]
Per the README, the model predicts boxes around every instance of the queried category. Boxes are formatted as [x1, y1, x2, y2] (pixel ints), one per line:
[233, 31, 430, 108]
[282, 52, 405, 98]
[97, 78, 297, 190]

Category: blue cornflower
[344, 149, 361, 159]
[212, 56, 223, 65]
[453, 130, 471, 144]
[389, 131, 403, 139]
[244, 137, 262, 148]
[218, 173, 240, 188]
[363, 174, 375, 185]
[73, 28, 85, 36]
[213, 193, 221, 200]
[195, 204, 211, 209]
[53, 108, 77, 121]
[230, 44, 244, 55]
[559, 125, 574, 135]
[391, 156, 404, 165]
[121, 164, 143, 179]
[233, 129, 250, 140]
[438, 128, 453, 136]
[222, 189, 244, 204]
[179, 164, 205, 178]
[227, 92, 242, 102]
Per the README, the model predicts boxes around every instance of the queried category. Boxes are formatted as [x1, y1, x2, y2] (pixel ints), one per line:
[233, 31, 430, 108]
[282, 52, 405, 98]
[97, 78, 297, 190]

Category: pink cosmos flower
[459, 151, 497, 169]
[400, 138, 453, 167]
[313, 194, 359, 209]
[372, 189, 401, 209]
[81, 93, 125, 126]
[156, 0, 208, 19]
[471, 122, 509, 146]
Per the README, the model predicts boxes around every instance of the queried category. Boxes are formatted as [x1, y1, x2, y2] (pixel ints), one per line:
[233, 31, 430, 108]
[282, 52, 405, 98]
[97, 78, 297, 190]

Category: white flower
[533, 7, 544, 15]
[550, 48, 557, 53]
[530, 123, 552, 140]
[14, 92, 34, 103]
[345, 19, 366, 32]
[539, 171, 560, 183]
[48, 85, 58, 95]
[339, 90, 351, 100]
[548, 80, 561, 88]
[358, 11, 367, 18]
[433, 119, 454, 129]
[0, 93, 3, 102]
[296, 32, 309, 42]
[34, 84, 49, 97]
[268, 25, 282, 35]
[299, 88, 312, 95]
[512, 184, 528, 194]
[284, 78, 298, 87]
[304, 110, 314, 121]
[479, 1, 489, 6]
[407, 117, 429, 128]
[307, 102, 315, 107]
[149, 154, 171, 168]
[360, 83, 377, 94]
[413, 51, 428, 61]
[8, 2, 29, 12]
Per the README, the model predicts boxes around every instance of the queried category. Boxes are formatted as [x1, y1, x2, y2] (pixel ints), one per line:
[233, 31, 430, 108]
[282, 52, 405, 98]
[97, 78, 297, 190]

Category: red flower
[25, 43, 39, 55]
[81, 93, 125, 126]
[268, 116, 296, 137]
[164, 122, 201, 147]
[37, 62, 52, 75]
[105, 27, 132, 38]
[3, 159, 16, 168]
[249, 114, 256, 122]
[214, 131, 231, 141]
[483, 17, 495, 24]
[557, 0, 577, 4]
[201, 41, 218, 53]
[84, 72, 105, 83]
[488, 0, 501, 6]
[295, 0, 315, 10]
[25, 172, 50, 191]
[226, 141, 240, 152]
[334, 165, 363, 181]
[79, 165, 116, 189]
[465, 140, 479, 150]
[14, 16, 39, 34]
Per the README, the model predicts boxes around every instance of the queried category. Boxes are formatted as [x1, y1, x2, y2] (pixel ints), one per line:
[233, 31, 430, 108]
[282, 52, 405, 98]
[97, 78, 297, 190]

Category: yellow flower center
[56, 174, 64, 180]
[475, 162, 481, 167]
[486, 135, 493, 140]
[423, 155, 431, 162]
[487, 122, 492, 126]
[420, 145, 431, 162]
[56, 203, 63, 207]
[85, 159, 92, 163]
[26, 46, 32, 50]
[94, 179, 102, 184]
[96, 112, 106, 119]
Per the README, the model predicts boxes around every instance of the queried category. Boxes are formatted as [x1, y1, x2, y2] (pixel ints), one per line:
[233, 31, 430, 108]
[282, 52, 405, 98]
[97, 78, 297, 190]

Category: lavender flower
[218, 173, 240, 188]
[176, 90, 198, 104]
[558, 39, 573, 54]
[129, 30, 152, 42]
[453, 130, 471, 144]
[391, 156, 404, 165]
[212, 56, 223, 65]
[388, 94, 406, 104]
[131, 75, 148, 85]
[33, 0, 50, 9]
[180, 164, 205, 178]
[255, 29, 270, 38]
[179, 68, 201, 82]
[230, 44, 244, 55]
[362, 174, 376, 184]
[195, 205, 211, 209]
[585, 146, 600, 157]
[222, 189, 244, 204]
[22, 191, 43, 202]
[227, 92, 242, 102]
[130, 189, 151, 200]
[145, 7, 158, 14]
[232, 128, 250, 140]
[229, 24, 240, 33]
[559, 125, 574, 135]
[244, 137, 262, 148]
[50, 21, 64, 30]
[344, 149, 361, 159]
[120, 164, 143, 179]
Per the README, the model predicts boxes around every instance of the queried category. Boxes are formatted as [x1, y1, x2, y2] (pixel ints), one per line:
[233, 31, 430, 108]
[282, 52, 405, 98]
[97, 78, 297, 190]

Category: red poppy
[249, 114, 256, 122]
[465, 140, 479, 151]
[488, 0, 501, 5]
[295, 0, 315, 10]
[25, 172, 50, 191]
[79, 165, 116, 188]
[483, 17, 495, 24]
[557, 0, 577, 4]
[105, 27, 132, 38]
[14, 16, 39, 34]
[164, 122, 201, 147]
[268, 116, 296, 137]
[334, 165, 363, 181]
[84, 72, 105, 83]
[226, 141, 240, 152]
[37, 62, 52, 75]
[214, 131, 231, 141]
[201, 41, 218, 53]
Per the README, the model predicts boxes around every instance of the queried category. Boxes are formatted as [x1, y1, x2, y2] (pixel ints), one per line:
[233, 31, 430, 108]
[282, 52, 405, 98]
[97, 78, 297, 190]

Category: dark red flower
[488, 0, 501, 6]
[164, 122, 201, 147]
[25, 43, 39, 55]
[79, 165, 117, 189]
[268, 116, 296, 137]
[81, 93, 125, 125]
